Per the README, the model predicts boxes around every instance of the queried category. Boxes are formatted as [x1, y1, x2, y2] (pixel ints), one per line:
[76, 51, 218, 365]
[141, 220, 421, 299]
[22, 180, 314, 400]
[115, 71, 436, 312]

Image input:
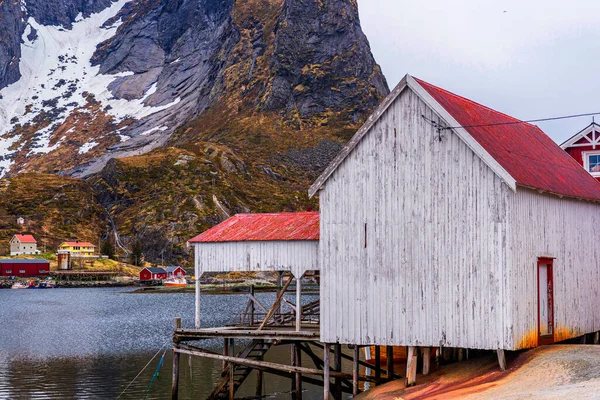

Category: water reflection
[0, 288, 321, 399]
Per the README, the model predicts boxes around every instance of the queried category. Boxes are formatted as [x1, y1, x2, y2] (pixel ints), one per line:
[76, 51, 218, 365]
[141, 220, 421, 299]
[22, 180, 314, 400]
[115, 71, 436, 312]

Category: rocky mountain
[0, 0, 389, 264]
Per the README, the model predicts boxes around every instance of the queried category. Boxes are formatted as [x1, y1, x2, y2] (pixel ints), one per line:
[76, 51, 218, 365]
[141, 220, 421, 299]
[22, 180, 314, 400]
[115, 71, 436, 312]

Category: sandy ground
[357, 345, 600, 399]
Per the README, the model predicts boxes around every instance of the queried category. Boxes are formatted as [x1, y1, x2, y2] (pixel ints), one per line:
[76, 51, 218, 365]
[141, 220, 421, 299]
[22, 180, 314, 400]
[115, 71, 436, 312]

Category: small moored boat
[163, 277, 187, 287]
[11, 282, 28, 289]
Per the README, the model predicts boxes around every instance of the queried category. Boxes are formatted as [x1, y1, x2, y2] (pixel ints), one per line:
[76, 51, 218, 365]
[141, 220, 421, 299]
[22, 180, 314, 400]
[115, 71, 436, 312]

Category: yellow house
[59, 241, 96, 257]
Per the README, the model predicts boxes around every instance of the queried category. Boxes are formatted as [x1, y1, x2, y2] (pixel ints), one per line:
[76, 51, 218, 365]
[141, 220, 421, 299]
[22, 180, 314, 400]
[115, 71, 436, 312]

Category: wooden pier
[171, 275, 394, 399]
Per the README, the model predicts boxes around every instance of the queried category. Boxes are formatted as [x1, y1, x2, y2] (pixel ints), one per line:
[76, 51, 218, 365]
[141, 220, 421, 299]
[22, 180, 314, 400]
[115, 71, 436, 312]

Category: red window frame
[537, 257, 555, 345]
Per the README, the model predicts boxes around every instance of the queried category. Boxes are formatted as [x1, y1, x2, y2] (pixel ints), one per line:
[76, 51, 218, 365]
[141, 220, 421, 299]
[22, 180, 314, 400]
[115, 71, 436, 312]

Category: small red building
[561, 122, 600, 180]
[165, 266, 186, 278]
[139, 267, 168, 281]
[0, 259, 50, 276]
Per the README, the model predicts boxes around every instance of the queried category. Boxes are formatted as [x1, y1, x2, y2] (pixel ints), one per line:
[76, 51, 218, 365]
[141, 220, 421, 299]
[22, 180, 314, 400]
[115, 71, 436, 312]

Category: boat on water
[28, 281, 54, 289]
[11, 282, 28, 289]
[163, 277, 187, 287]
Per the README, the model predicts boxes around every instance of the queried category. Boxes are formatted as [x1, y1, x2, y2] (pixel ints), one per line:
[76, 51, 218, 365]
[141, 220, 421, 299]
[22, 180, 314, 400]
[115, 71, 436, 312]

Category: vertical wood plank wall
[194, 241, 319, 278]
[319, 88, 512, 349]
[509, 188, 600, 349]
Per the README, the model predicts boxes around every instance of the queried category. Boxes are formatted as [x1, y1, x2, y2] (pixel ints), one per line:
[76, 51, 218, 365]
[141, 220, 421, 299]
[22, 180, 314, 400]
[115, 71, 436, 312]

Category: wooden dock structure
[171, 276, 397, 399]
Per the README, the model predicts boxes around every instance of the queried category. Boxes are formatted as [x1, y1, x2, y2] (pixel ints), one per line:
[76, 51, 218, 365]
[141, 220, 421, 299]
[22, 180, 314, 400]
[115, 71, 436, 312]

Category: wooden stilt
[229, 363, 234, 400]
[374, 346, 381, 381]
[172, 318, 181, 400]
[295, 343, 303, 400]
[250, 285, 255, 326]
[422, 347, 431, 375]
[333, 344, 342, 400]
[580, 335, 587, 344]
[223, 338, 229, 370]
[497, 349, 506, 371]
[255, 369, 263, 397]
[296, 273, 303, 331]
[353, 346, 360, 396]
[457, 348, 464, 362]
[594, 331, 600, 345]
[323, 344, 330, 400]
[292, 344, 298, 399]
[386, 346, 394, 381]
[405, 346, 417, 387]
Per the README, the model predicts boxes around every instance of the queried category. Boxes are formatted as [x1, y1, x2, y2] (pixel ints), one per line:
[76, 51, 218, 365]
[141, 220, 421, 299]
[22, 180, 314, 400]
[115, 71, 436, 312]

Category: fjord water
[0, 288, 321, 399]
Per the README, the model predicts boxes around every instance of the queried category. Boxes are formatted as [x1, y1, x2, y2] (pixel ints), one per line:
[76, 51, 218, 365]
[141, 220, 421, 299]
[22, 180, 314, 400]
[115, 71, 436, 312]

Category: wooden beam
[229, 363, 234, 400]
[497, 349, 506, 371]
[324, 344, 330, 400]
[353, 346, 359, 396]
[422, 347, 431, 375]
[259, 275, 294, 330]
[594, 331, 600, 345]
[173, 348, 379, 382]
[405, 346, 417, 387]
[175, 328, 320, 342]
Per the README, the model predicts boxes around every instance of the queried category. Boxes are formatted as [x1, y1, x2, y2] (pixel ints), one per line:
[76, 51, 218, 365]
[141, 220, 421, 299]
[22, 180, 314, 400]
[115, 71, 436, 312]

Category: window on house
[585, 152, 600, 176]
[39, 270, 46, 273]
[19, 270, 25, 274]
[5, 270, 11, 274]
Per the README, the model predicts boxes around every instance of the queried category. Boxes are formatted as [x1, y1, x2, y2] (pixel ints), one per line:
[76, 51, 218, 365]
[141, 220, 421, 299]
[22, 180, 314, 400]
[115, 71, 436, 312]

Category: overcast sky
[358, 0, 600, 144]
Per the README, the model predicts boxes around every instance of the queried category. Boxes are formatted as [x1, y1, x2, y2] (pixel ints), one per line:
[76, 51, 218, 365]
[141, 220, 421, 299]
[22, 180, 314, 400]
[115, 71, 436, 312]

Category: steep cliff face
[0, 0, 389, 264]
[0, 0, 387, 178]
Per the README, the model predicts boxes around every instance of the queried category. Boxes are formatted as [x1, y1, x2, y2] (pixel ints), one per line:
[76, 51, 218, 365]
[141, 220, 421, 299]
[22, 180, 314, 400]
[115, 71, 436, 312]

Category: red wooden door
[538, 258, 555, 345]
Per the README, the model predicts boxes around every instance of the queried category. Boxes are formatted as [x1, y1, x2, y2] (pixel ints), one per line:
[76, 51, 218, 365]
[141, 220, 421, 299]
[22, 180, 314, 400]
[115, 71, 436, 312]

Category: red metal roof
[189, 212, 320, 243]
[415, 78, 600, 201]
[14, 234, 36, 243]
[62, 241, 95, 247]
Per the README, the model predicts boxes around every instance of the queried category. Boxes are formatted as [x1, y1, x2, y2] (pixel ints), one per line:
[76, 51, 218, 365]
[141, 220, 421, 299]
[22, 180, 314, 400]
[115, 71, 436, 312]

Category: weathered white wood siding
[508, 188, 600, 349]
[319, 87, 512, 349]
[194, 241, 319, 278]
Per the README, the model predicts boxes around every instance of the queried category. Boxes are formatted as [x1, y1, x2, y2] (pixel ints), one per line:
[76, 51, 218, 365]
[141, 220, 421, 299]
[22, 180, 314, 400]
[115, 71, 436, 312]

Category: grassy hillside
[0, 173, 106, 255]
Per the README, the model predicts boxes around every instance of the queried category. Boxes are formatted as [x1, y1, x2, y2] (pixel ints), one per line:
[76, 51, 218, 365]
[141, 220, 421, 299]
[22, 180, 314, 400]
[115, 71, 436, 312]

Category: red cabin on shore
[165, 266, 186, 278]
[0, 259, 50, 276]
[139, 267, 168, 281]
[561, 122, 600, 181]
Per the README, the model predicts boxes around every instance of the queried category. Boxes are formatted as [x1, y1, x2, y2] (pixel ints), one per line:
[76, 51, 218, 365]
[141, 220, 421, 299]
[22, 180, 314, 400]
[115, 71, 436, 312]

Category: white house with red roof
[10, 234, 40, 256]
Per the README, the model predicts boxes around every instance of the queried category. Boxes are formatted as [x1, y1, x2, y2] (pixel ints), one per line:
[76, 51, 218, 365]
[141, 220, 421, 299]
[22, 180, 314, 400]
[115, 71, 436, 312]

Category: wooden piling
[374, 346, 381, 381]
[353, 346, 359, 396]
[594, 331, 600, 345]
[405, 346, 417, 387]
[229, 363, 234, 400]
[323, 344, 330, 400]
[497, 349, 506, 371]
[386, 346, 394, 381]
[422, 347, 431, 375]
[172, 318, 182, 400]
[255, 369, 263, 397]
[250, 285, 255, 326]
[296, 274, 303, 331]
[294, 343, 303, 400]
[333, 344, 342, 400]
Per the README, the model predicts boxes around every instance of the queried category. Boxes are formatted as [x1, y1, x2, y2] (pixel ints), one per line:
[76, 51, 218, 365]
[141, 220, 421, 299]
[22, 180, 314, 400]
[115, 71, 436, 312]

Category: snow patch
[78, 140, 98, 154]
[139, 125, 168, 137]
[0, 0, 181, 176]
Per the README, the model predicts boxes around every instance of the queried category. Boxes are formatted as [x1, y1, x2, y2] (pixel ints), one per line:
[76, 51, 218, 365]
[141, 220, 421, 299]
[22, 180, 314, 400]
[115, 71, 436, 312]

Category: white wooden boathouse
[310, 74, 600, 354]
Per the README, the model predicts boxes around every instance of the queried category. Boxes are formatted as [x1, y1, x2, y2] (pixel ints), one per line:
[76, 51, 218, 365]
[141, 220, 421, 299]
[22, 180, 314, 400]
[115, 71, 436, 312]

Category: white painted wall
[508, 188, 600, 349]
[319, 87, 512, 349]
[193, 240, 319, 279]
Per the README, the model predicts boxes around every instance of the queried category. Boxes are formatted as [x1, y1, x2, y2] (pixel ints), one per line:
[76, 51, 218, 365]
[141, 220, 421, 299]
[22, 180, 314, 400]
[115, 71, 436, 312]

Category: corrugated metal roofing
[414, 78, 600, 201]
[0, 259, 49, 264]
[189, 212, 320, 243]
[14, 234, 36, 243]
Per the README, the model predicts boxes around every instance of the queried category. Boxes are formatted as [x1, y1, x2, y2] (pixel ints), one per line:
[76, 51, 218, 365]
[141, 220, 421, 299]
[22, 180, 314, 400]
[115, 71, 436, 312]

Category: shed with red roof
[309, 74, 600, 358]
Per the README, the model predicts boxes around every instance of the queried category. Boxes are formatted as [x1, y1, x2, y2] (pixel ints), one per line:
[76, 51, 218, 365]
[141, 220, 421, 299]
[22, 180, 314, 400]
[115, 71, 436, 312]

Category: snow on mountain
[0, 0, 180, 177]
